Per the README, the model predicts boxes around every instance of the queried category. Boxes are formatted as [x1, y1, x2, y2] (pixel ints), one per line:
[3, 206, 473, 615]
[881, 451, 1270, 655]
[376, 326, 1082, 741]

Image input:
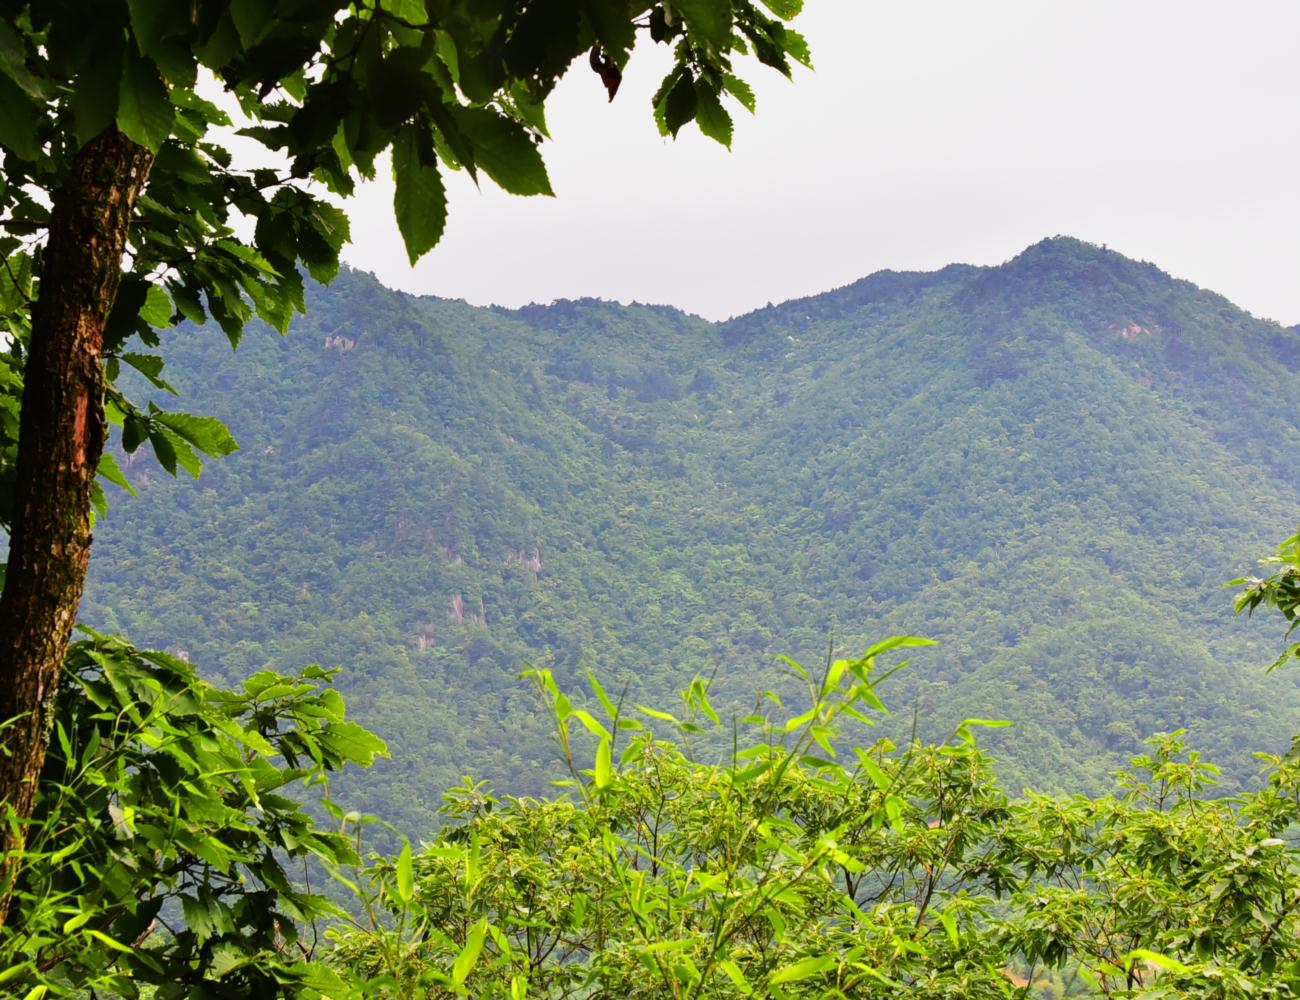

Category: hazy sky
[339, 1, 1300, 324]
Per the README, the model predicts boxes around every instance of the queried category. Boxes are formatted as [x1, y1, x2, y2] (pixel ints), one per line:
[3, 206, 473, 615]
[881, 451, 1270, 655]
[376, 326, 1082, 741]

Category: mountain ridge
[83, 237, 1300, 832]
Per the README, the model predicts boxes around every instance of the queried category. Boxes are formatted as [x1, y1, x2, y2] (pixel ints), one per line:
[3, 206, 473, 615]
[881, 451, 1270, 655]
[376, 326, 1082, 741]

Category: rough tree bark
[0, 127, 153, 927]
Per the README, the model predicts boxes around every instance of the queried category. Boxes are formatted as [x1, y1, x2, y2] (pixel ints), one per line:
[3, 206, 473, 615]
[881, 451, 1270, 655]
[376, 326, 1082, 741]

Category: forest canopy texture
[4, 0, 1300, 996]
[83, 241, 1300, 827]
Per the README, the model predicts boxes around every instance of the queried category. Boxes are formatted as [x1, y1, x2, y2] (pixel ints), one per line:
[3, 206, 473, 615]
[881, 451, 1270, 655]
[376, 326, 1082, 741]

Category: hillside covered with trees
[81, 236, 1300, 834]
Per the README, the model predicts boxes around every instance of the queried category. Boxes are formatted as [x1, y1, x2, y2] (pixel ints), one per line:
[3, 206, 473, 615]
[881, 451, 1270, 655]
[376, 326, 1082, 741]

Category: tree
[0, 0, 811, 926]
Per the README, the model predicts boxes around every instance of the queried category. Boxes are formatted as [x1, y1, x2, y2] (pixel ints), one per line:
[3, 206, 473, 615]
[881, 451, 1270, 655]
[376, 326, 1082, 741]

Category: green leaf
[381, 0, 427, 22]
[718, 959, 753, 995]
[693, 82, 733, 147]
[180, 895, 218, 944]
[594, 736, 612, 788]
[147, 424, 179, 475]
[938, 908, 959, 947]
[674, 0, 734, 51]
[571, 709, 610, 739]
[759, 0, 803, 17]
[392, 122, 448, 265]
[97, 451, 136, 497]
[638, 705, 682, 725]
[211, 715, 277, 756]
[1126, 949, 1189, 974]
[861, 635, 936, 660]
[154, 411, 239, 458]
[320, 721, 389, 766]
[953, 718, 1012, 745]
[72, 42, 124, 148]
[586, 669, 618, 719]
[584, 0, 637, 66]
[82, 928, 134, 954]
[0, 71, 42, 160]
[452, 919, 487, 986]
[0, 20, 55, 100]
[770, 954, 835, 984]
[118, 49, 173, 152]
[452, 108, 554, 196]
[208, 941, 252, 979]
[721, 73, 756, 112]
[395, 840, 414, 903]
[661, 70, 698, 138]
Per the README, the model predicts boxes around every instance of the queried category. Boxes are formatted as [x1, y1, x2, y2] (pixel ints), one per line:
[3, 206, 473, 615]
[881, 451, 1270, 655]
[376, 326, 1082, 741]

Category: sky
[340, 1, 1300, 325]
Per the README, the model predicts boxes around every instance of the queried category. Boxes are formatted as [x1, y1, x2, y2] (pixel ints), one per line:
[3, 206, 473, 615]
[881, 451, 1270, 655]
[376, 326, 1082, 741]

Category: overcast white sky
[339, 1, 1300, 325]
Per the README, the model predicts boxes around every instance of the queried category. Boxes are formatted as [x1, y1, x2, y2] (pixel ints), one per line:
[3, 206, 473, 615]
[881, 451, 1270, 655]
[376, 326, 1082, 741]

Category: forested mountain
[82, 236, 1300, 834]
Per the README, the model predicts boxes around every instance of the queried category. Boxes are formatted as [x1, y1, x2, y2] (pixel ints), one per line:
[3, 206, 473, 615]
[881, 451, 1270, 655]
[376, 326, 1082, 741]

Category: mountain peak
[950, 235, 1188, 330]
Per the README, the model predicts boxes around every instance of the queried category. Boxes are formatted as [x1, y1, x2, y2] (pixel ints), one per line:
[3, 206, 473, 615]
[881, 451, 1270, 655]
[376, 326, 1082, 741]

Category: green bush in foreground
[7, 633, 1300, 998]
[0, 630, 385, 997]
[337, 643, 1300, 999]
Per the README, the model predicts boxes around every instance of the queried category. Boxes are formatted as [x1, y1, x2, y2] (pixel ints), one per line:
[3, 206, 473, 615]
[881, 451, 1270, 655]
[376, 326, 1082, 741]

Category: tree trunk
[0, 127, 153, 927]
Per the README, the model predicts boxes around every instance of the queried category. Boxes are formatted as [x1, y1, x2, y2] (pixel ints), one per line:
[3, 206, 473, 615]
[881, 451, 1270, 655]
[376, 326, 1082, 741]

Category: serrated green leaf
[722, 73, 756, 112]
[320, 721, 389, 766]
[453, 108, 553, 196]
[674, 0, 733, 51]
[661, 70, 698, 138]
[211, 714, 277, 756]
[118, 49, 173, 152]
[147, 424, 178, 475]
[392, 122, 447, 265]
[97, 451, 136, 497]
[154, 411, 239, 458]
[180, 895, 218, 944]
[139, 284, 174, 328]
[0, 20, 54, 101]
[208, 940, 252, 979]
[90, 479, 106, 523]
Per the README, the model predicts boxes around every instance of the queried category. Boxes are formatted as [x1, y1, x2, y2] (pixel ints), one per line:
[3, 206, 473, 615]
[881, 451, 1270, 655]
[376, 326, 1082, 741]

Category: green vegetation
[0, 0, 807, 930]
[1, 632, 384, 995]
[7, 225, 1300, 993]
[2, 0, 1298, 990]
[81, 240, 1300, 836]
[11, 630, 1300, 997]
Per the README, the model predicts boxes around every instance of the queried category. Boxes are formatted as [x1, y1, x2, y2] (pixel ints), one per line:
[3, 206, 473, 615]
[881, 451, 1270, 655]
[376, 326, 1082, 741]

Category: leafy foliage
[0, 630, 384, 997]
[1232, 528, 1300, 673]
[329, 647, 1300, 999]
[11, 630, 1300, 997]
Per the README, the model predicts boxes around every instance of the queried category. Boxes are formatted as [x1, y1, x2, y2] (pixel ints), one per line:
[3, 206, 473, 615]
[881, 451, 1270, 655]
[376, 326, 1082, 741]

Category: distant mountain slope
[83, 237, 1300, 831]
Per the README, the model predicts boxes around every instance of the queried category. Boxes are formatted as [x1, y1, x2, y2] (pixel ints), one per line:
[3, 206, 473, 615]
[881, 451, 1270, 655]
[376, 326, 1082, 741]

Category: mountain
[82, 237, 1300, 834]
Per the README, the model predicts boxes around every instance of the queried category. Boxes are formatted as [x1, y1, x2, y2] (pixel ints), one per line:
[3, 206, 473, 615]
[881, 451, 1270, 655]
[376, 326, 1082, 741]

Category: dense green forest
[81, 236, 1300, 836]
[4, 0, 1296, 988]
